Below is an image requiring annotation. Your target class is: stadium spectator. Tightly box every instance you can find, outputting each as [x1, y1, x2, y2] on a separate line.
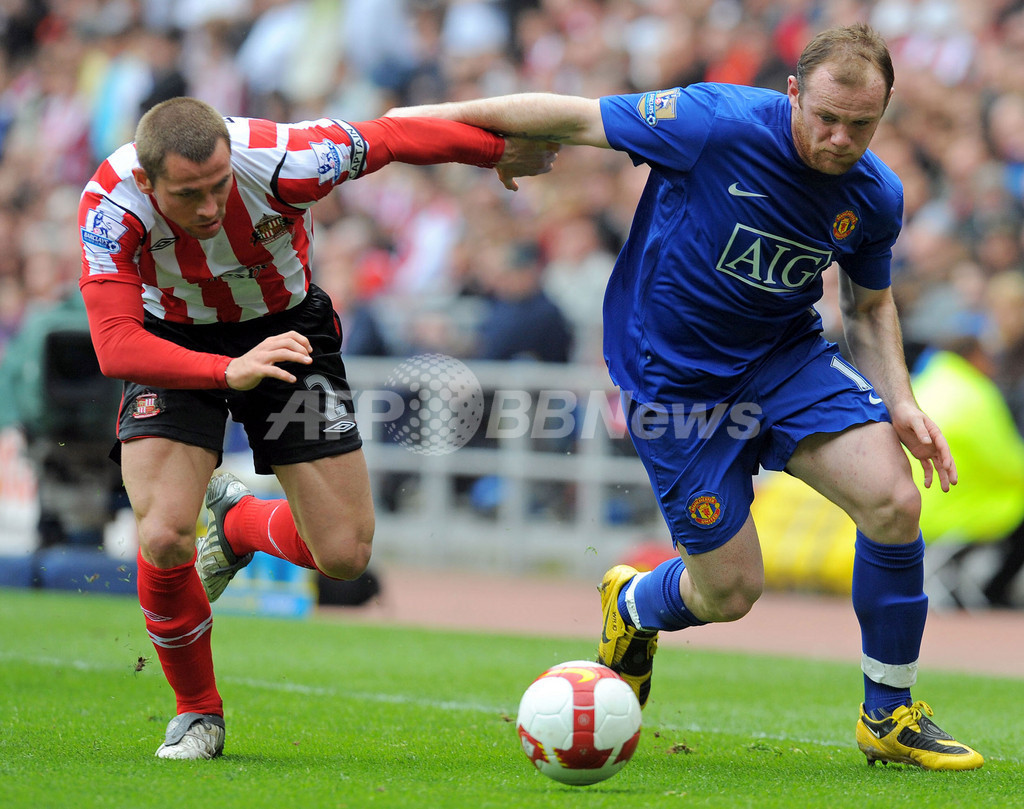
[987, 268, 1024, 433]
[903, 336, 1024, 607]
[475, 239, 572, 363]
[76, 95, 556, 759]
[137, 25, 187, 114]
[540, 211, 616, 359]
[386, 22, 985, 770]
[315, 216, 392, 357]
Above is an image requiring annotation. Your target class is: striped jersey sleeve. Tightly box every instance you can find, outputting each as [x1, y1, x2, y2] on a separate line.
[78, 115, 503, 327]
[78, 118, 359, 325]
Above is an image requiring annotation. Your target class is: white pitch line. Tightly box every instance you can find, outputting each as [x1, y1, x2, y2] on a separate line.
[3, 650, 1018, 765]
[224, 675, 508, 714]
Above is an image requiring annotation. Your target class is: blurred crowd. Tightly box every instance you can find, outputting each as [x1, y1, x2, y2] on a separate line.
[1, 0, 1024, 425]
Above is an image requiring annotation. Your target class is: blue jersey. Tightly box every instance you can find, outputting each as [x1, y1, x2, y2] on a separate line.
[599, 83, 903, 403]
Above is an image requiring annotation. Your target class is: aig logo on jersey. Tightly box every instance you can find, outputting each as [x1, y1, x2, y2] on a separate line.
[81, 209, 128, 254]
[716, 224, 833, 292]
[638, 89, 680, 127]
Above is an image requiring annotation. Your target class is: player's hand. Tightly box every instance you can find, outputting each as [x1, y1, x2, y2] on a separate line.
[225, 331, 313, 391]
[495, 137, 560, 191]
[891, 401, 957, 492]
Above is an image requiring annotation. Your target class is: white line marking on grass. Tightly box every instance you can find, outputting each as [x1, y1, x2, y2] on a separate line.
[656, 719, 849, 750]
[0, 652, 508, 714]
[224, 675, 507, 714]
[0, 651, 111, 672]
[5, 651, 1018, 766]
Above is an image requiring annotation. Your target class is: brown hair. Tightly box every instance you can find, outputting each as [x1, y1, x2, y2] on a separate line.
[796, 23, 894, 102]
[134, 97, 230, 182]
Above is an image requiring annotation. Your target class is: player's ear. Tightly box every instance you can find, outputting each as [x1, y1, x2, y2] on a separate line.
[786, 75, 800, 109]
[132, 167, 155, 196]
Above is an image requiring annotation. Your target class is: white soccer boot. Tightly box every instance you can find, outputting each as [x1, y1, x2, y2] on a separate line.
[155, 712, 226, 759]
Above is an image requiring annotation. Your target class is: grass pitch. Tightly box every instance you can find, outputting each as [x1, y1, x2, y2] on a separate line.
[1, 587, 1021, 809]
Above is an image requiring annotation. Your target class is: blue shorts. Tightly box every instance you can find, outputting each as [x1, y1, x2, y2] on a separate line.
[626, 334, 890, 555]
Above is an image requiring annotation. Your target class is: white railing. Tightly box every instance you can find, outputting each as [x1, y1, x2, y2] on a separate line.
[343, 357, 666, 578]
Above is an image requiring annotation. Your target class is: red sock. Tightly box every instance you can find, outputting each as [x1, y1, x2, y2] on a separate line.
[136, 550, 222, 717]
[224, 496, 319, 571]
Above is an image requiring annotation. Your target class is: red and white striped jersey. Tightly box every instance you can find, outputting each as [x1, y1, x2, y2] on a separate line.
[79, 116, 376, 325]
[77, 114, 503, 389]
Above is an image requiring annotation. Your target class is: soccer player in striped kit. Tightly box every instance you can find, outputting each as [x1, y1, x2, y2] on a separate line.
[78, 97, 557, 759]
[388, 24, 983, 770]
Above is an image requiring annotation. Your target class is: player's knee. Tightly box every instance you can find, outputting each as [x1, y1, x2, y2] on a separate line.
[892, 476, 922, 526]
[702, 573, 763, 623]
[716, 584, 762, 622]
[138, 519, 198, 568]
[313, 520, 375, 580]
[857, 476, 921, 542]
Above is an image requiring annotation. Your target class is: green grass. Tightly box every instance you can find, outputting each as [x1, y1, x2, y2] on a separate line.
[1, 588, 1021, 809]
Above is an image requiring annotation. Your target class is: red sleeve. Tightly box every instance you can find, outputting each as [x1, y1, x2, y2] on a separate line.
[352, 117, 505, 176]
[80, 277, 232, 390]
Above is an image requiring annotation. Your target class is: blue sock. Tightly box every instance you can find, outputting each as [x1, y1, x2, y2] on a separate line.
[616, 558, 707, 631]
[852, 530, 927, 718]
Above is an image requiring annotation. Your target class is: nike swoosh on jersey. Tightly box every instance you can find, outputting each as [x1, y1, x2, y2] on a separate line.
[868, 394, 883, 405]
[728, 182, 768, 198]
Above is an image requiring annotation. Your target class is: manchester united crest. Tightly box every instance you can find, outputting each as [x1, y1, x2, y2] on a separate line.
[686, 491, 723, 528]
[832, 209, 859, 241]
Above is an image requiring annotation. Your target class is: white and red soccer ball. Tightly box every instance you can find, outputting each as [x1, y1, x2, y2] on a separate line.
[516, 660, 642, 786]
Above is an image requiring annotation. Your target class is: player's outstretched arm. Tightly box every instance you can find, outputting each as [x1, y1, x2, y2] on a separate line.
[348, 115, 557, 191]
[386, 94, 609, 149]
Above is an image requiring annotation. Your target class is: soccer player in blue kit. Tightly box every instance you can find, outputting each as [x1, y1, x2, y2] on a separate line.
[388, 24, 983, 770]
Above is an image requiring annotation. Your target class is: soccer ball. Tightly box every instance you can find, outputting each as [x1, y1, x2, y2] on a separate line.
[516, 660, 642, 786]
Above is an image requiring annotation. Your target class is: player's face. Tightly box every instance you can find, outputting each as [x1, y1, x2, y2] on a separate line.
[133, 139, 233, 239]
[787, 62, 891, 176]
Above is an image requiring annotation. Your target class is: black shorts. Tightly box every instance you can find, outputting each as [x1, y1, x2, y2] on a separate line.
[113, 285, 362, 474]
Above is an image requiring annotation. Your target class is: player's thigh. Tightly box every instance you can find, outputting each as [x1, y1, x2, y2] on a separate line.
[273, 448, 374, 553]
[121, 437, 219, 564]
[786, 420, 920, 540]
